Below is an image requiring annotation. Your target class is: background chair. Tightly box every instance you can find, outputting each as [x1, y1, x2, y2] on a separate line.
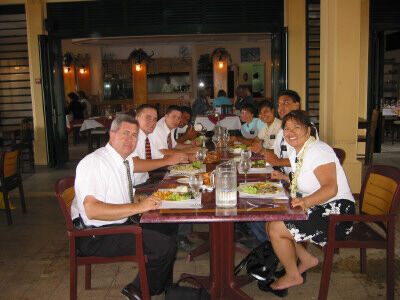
[1, 144, 26, 225]
[55, 176, 150, 300]
[333, 147, 346, 165]
[318, 165, 400, 300]
[357, 109, 379, 165]
[20, 117, 35, 172]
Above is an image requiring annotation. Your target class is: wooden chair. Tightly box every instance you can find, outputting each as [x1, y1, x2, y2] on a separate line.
[357, 109, 379, 165]
[318, 165, 400, 300]
[220, 104, 233, 115]
[1, 144, 26, 225]
[55, 177, 150, 300]
[332, 147, 346, 165]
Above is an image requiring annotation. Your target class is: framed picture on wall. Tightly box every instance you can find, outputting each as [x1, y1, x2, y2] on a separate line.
[240, 48, 260, 62]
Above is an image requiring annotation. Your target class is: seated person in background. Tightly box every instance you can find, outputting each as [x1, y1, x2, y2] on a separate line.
[234, 86, 256, 110]
[66, 92, 84, 120]
[266, 110, 355, 290]
[229, 104, 265, 146]
[192, 87, 212, 116]
[162, 76, 175, 93]
[133, 104, 189, 187]
[212, 89, 232, 108]
[71, 114, 178, 299]
[174, 106, 197, 144]
[151, 105, 198, 158]
[252, 73, 264, 97]
[78, 90, 91, 118]
[251, 101, 282, 151]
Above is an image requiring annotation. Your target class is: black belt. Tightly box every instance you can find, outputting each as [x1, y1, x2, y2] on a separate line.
[72, 214, 141, 230]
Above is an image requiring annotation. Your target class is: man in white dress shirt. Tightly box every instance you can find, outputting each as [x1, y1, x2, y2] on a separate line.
[133, 104, 188, 186]
[71, 114, 177, 299]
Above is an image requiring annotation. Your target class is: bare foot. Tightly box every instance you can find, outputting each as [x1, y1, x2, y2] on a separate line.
[298, 255, 319, 274]
[270, 273, 304, 290]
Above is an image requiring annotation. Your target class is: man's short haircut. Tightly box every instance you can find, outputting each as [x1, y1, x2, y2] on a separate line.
[240, 104, 257, 116]
[136, 104, 157, 117]
[166, 105, 181, 115]
[180, 106, 192, 117]
[217, 89, 227, 97]
[110, 114, 138, 132]
[278, 90, 301, 103]
[259, 101, 274, 112]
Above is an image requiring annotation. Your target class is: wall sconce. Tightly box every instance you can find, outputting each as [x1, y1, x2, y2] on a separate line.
[135, 63, 142, 71]
[79, 65, 87, 74]
[218, 56, 224, 69]
[64, 66, 70, 73]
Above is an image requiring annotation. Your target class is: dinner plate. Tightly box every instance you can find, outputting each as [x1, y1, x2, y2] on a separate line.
[176, 177, 190, 184]
[168, 163, 206, 174]
[238, 181, 288, 199]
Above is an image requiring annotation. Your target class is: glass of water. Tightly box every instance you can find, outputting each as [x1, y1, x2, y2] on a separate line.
[238, 158, 251, 184]
[189, 174, 203, 206]
[241, 149, 252, 160]
[195, 148, 207, 163]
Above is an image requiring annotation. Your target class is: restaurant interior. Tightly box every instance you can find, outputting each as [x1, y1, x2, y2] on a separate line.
[0, 0, 400, 299]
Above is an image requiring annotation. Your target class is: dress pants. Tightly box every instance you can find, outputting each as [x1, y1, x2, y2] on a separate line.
[76, 222, 178, 295]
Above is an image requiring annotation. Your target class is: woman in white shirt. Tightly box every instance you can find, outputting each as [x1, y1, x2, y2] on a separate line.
[266, 110, 355, 291]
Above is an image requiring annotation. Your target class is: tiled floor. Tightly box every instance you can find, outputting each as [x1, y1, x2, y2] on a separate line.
[0, 140, 399, 299]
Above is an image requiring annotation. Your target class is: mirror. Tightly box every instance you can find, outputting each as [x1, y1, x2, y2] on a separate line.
[147, 72, 191, 93]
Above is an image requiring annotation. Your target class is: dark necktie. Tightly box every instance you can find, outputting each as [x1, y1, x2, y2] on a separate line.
[145, 137, 152, 160]
[123, 160, 134, 203]
[167, 132, 172, 149]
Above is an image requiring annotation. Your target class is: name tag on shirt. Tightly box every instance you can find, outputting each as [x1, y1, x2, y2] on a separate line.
[270, 134, 276, 139]
[281, 145, 287, 152]
[250, 130, 254, 135]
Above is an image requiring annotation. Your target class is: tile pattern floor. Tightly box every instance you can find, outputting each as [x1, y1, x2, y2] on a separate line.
[0, 140, 399, 299]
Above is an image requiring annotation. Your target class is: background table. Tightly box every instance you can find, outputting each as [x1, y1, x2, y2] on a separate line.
[141, 171, 306, 300]
[195, 114, 241, 131]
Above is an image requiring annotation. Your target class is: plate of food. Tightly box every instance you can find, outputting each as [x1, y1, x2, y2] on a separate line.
[229, 144, 247, 154]
[168, 161, 206, 175]
[154, 186, 202, 209]
[237, 159, 274, 174]
[176, 177, 190, 184]
[238, 181, 288, 199]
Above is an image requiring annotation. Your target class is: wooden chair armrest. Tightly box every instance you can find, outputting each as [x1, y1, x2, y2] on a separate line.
[352, 193, 360, 202]
[70, 224, 142, 237]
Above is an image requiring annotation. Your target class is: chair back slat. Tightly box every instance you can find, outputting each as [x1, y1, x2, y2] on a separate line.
[3, 150, 18, 178]
[55, 176, 76, 230]
[333, 147, 346, 165]
[360, 165, 400, 228]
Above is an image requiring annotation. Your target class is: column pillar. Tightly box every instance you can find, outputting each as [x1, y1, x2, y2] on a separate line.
[25, 0, 47, 165]
[320, 0, 363, 191]
[213, 56, 228, 97]
[132, 62, 147, 105]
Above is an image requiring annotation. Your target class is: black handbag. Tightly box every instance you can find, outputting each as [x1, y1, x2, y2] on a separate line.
[234, 240, 278, 282]
[165, 276, 211, 300]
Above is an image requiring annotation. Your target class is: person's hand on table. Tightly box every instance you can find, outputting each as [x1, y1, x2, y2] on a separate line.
[251, 140, 263, 153]
[185, 146, 200, 154]
[165, 153, 189, 165]
[187, 153, 197, 162]
[263, 150, 280, 166]
[228, 136, 237, 146]
[191, 138, 201, 146]
[270, 170, 288, 181]
[291, 197, 309, 213]
[138, 195, 162, 212]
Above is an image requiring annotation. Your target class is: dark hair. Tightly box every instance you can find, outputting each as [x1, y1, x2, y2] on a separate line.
[180, 106, 192, 117]
[281, 110, 316, 137]
[78, 90, 88, 99]
[278, 90, 301, 103]
[136, 104, 157, 117]
[240, 104, 256, 116]
[110, 114, 139, 132]
[259, 101, 274, 112]
[67, 92, 79, 101]
[166, 105, 181, 115]
[217, 89, 227, 97]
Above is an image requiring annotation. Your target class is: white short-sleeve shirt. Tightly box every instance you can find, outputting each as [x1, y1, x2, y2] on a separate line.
[150, 117, 177, 158]
[257, 118, 282, 149]
[272, 129, 294, 174]
[289, 140, 354, 204]
[132, 128, 162, 185]
[70, 143, 136, 227]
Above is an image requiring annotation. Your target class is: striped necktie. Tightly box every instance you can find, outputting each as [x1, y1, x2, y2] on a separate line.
[123, 160, 134, 203]
[167, 132, 172, 149]
[145, 137, 152, 160]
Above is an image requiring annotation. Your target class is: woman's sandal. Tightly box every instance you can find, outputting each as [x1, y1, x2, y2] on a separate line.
[258, 279, 288, 298]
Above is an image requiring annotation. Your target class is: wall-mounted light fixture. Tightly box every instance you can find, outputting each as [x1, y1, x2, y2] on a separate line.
[218, 57, 224, 69]
[135, 63, 142, 71]
[64, 66, 71, 73]
[79, 65, 87, 74]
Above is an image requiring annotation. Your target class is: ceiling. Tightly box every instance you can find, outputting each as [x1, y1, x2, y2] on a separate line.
[72, 33, 271, 47]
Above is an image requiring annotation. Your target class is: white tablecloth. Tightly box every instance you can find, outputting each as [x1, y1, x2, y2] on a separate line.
[80, 119, 104, 131]
[194, 115, 241, 131]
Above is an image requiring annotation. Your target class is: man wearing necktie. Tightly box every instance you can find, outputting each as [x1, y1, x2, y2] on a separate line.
[71, 115, 177, 300]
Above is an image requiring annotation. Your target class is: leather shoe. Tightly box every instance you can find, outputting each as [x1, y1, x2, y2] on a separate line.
[177, 236, 192, 252]
[121, 283, 142, 300]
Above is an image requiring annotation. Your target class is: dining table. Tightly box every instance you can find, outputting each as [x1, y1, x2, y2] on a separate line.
[140, 160, 307, 300]
[194, 114, 242, 132]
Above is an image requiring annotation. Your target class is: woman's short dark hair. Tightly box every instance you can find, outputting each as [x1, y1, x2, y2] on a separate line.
[217, 90, 227, 97]
[258, 101, 274, 112]
[67, 92, 79, 101]
[282, 110, 316, 137]
[180, 106, 192, 117]
[278, 90, 301, 103]
[240, 104, 256, 116]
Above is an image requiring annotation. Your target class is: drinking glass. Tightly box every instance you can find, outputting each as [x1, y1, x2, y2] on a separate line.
[196, 148, 207, 163]
[241, 149, 252, 160]
[238, 158, 251, 184]
[189, 174, 203, 206]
